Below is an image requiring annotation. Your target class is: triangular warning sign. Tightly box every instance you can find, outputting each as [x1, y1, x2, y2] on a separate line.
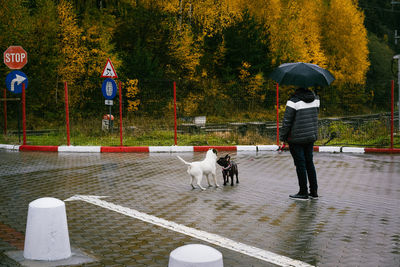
[101, 58, 118, 78]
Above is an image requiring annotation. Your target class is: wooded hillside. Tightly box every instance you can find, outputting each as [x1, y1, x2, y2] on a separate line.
[0, 0, 397, 121]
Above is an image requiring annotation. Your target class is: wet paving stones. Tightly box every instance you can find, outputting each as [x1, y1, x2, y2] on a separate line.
[0, 150, 400, 266]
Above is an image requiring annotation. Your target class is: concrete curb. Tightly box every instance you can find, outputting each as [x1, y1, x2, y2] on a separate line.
[1, 144, 400, 154]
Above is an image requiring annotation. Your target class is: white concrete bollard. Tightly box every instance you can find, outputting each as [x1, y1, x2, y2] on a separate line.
[169, 244, 223, 267]
[23, 197, 71, 261]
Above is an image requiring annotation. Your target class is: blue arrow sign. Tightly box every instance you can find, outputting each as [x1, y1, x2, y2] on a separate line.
[6, 70, 28, 94]
[101, 78, 117, 100]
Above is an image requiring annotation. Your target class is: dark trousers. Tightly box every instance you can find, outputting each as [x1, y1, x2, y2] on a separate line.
[289, 142, 318, 195]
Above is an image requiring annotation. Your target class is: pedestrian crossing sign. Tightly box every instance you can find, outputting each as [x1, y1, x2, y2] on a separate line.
[101, 58, 118, 78]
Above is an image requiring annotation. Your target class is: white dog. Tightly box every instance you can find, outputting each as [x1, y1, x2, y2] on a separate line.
[177, 149, 219, 190]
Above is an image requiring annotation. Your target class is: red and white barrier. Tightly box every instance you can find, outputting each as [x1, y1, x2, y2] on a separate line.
[58, 145, 101, 153]
[1, 144, 399, 154]
[318, 146, 341, 153]
[258, 145, 279, 151]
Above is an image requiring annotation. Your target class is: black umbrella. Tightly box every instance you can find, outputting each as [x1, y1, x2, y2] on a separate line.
[269, 62, 335, 87]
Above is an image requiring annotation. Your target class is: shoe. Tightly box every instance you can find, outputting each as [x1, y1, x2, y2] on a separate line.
[309, 191, 319, 199]
[289, 193, 309, 200]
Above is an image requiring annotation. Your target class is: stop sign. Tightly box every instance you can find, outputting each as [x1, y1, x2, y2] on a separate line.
[4, 46, 28, 69]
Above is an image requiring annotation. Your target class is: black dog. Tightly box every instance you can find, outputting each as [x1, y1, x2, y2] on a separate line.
[216, 154, 239, 186]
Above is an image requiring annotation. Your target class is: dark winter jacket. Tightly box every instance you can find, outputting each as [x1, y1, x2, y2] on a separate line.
[280, 88, 319, 144]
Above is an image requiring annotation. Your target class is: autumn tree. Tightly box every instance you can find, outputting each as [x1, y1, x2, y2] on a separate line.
[321, 0, 369, 85]
[222, 10, 270, 111]
[0, 0, 31, 80]
[167, 24, 201, 81]
[238, 62, 266, 111]
[79, 8, 120, 114]
[0, 0, 378, 122]
[26, 0, 61, 118]
[321, 0, 370, 112]
[57, 0, 87, 110]
[113, 4, 172, 115]
[0, 0, 30, 47]
[265, 0, 326, 67]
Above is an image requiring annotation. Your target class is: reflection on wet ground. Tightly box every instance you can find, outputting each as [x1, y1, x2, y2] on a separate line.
[0, 151, 399, 266]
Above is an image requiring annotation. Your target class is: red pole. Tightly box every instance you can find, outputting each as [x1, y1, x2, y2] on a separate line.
[3, 89, 6, 135]
[391, 80, 394, 149]
[64, 82, 70, 146]
[119, 81, 123, 146]
[173, 81, 177, 146]
[276, 83, 280, 145]
[22, 83, 26, 145]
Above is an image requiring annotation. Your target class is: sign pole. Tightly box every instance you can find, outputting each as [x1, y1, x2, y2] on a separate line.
[276, 83, 280, 145]
[119, 81, 123, 146]
[22, 83, 26, 145]
[64, 82, 70, 146]
[109, 105, 112, 134]
[398, 58, 400, 132]
[391, 80, 394, 149]
[17, 97, 21, 143]
[3, 89, 6, 135]
[174, 81, 177, 146]
[393, 55, 400, 132]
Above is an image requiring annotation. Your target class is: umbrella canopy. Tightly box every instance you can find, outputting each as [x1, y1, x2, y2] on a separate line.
[269, 62, 335, 87]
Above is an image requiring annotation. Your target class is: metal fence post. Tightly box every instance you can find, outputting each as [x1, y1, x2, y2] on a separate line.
[276, 83, 280, 145]
[64, 82, 70, 146]
[393, 55, 400, 132]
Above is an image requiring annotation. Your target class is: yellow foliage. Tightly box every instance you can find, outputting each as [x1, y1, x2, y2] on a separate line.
[238, 0, 271, 21]
[265, 0, 326, 67]
[239, 62, 251, 81]
[125, 79, 140, 112]
[264, 0, 283, 65]
[321, 0, 370, 84]
[245, 72, 266, 110]
[293, 0, 326, 67]
[82, 19, 120, 79]
[189, 0, 240, 37]
[58, 0, 85, 80]
[182, 92, 203, 116]
[57, 0, 87, 107]
[169, 25, 201, 80]
[248, 72, 265, 99]
[263, 0, 368, 85]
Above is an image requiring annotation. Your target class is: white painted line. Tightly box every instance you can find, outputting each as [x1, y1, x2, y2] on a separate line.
[65, 195, 313, 267]
[58, 146, 101, 153]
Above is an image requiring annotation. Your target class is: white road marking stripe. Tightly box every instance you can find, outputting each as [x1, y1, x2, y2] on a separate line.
[65, 195, 313, 267]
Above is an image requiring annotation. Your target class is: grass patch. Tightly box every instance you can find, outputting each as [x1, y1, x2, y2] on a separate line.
[1, 117, 399, 148]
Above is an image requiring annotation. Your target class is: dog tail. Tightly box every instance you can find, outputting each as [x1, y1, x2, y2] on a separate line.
[177, 156, 191, 165]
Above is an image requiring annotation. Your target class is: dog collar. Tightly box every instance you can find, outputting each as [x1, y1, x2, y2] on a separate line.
[222, 163, 232, 171]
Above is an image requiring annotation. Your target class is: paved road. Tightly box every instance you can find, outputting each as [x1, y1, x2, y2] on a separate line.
[0, 150, 399, 266]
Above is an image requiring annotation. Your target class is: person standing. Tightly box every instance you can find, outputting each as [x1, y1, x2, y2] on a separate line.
[280, 87, 320, 200]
